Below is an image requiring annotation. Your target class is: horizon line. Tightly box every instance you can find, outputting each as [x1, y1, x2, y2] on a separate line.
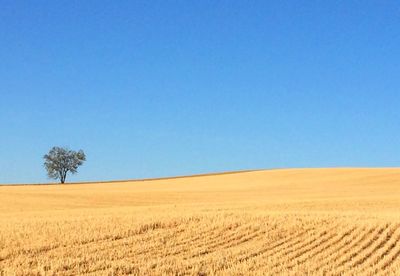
[1, 166, 400, 186]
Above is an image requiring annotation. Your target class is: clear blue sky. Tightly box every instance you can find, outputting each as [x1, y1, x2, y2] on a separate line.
[1, 1, 400, 183]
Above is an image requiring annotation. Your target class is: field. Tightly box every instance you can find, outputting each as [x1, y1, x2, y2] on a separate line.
[1, 168, 400, 275]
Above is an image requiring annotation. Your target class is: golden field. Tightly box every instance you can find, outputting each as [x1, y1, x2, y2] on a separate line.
[1, 168, 400, 275]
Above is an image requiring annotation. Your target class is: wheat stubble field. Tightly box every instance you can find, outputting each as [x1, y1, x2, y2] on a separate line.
[1, 168, 400, 275]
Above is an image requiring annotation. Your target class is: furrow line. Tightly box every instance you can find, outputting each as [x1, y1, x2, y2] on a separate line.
[268, 227, 339, 273]
[221, 223, 335, 273]
[335, 224, 389, 274]
[327, 225, 377, 268]
[286, 226, 357, 272]
[308, 225, 365, 273]
[202, 227, 312, 273]
[372, 224, 400, 274]
[267, 223, 339, 261]
[189, 227, 264, 258]
[350, 224, 395, 269]
[163, 223, 253, 258]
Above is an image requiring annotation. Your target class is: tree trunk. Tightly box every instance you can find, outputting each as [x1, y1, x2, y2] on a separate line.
[60, 171, 67, 184]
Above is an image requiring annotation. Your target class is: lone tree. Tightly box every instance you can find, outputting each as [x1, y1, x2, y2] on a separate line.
[44, 147, 86, 184]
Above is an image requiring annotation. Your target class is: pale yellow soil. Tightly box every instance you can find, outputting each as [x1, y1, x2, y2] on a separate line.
[1, 168, 400, 275]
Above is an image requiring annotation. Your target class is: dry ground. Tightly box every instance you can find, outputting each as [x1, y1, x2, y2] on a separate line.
[1, 168, 400, 275]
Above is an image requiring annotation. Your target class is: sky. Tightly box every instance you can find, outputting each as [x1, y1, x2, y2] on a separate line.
[1, 1, 400, 183]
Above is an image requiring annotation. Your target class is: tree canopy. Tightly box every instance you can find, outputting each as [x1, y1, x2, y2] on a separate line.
[44, 147, 86, 183]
